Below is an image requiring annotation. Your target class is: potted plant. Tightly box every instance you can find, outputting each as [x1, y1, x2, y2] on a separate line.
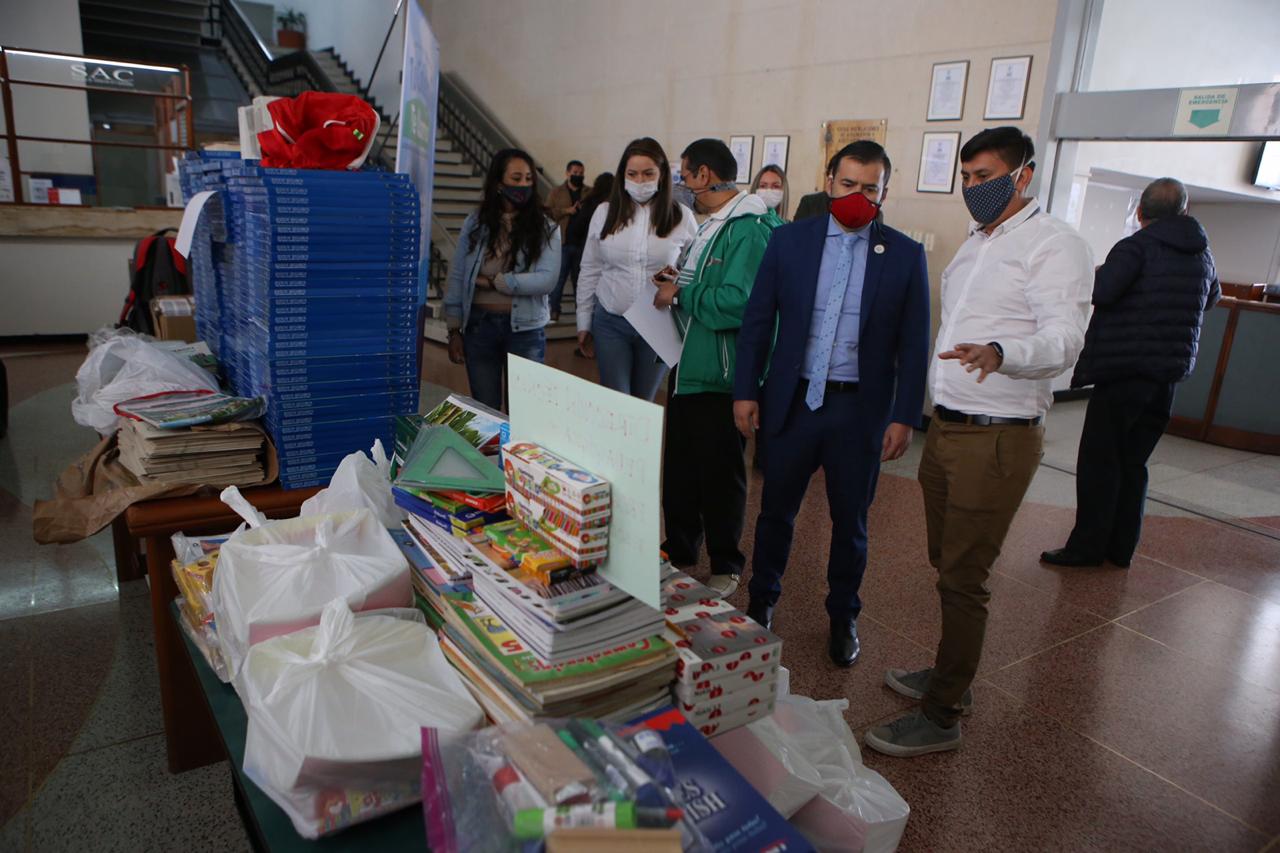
[275, 9, 307, 50]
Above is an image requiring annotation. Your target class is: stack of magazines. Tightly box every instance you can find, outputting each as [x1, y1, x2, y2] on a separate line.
[117, 418, 268, 486]
[179, 154, 422, 489]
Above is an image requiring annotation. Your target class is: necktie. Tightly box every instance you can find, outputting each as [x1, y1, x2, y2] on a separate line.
[805, 235, 856, 411]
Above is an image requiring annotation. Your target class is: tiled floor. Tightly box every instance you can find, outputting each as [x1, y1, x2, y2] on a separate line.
[2, 340, 1279, 852]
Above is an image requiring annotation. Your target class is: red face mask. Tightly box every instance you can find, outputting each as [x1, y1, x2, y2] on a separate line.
[829, 191, 879, 230]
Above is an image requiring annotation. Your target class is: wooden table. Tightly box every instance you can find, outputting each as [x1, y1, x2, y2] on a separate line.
[125, 484, 320, 774]
[175, 602, 425, 850]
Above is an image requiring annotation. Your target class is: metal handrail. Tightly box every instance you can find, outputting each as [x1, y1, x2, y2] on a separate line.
[226, 0, 273, 63]
[439, 72, 556, 200]
[365, 0, 405, 103]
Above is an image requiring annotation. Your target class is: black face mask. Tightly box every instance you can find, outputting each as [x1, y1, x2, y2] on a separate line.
[500, 184, 533, 206]
[568, 175, 584, 188]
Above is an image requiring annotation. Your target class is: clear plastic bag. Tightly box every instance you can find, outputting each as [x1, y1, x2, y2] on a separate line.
[711, 715, 825, 818]
[241, 599, 483, 839]
[211, 486, 412, 682]
[758, 692, 910, 853]
[299, 439, 400, 527]
[421, 718, 710, 853]
[72, 328, 219, 434]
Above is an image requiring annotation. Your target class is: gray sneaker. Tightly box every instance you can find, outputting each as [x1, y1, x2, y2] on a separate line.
[864, 711, 961, 757]
[884, 668, 973, 716]
[706, 573, 740, 598]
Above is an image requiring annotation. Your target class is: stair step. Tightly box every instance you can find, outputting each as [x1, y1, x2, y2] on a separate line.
[433, 187, 481, 202]
[436, 213, 469, 229]
[433, 201, 475, 216]
[434, 175, 483, 191]
[434, 161, 475, 178]
[434, 148, 463, 165]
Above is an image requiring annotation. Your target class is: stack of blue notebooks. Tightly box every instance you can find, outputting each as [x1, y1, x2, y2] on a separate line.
[180, 154, 422, 489]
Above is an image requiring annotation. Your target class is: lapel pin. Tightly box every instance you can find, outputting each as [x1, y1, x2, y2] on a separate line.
[874, 244, 885, 254]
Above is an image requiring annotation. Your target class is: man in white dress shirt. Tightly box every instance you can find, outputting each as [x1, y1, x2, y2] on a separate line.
[865, 127, 1094, 757]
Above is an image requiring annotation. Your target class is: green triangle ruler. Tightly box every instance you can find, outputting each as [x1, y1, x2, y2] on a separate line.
[395, 425, 506, 493]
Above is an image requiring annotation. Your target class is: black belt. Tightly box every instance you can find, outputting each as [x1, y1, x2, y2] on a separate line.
[933, 405, 1040, 426]
[823, 380, 859, 394]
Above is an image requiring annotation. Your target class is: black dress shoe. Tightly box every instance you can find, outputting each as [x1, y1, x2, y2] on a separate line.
[1106, 556, 1132, 569]
[829, 619, 860, 667]
[746, 598, 774, 631]
[1040, 548, 1103, 568]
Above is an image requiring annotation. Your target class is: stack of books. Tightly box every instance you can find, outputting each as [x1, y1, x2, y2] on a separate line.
[467, 536, 666, 665]
[117, 418, 268, 487]
[427, 445, 673, 723]
[180, 149, 239, 359]
[437, 589, 676, 723]
[661, 568, 783, 737]
[388, 526, 471, 629]
[393, 517, 675, 723]
[387, 394, 512, 625]
[179, 155, 422, 489]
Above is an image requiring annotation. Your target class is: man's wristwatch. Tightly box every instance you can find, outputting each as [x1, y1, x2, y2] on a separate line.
[987, 341, 1004, 364]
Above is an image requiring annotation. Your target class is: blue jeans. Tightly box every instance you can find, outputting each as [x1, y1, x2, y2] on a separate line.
[592, 304, 668, 401]
[550, 244, 583, 317]
[462, 308, 546, 411]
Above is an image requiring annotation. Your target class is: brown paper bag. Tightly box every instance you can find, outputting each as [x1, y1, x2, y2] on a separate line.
[31, 422, 278, 544]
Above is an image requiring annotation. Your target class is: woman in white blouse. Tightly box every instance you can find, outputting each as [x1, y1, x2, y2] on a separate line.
[576, 137, 697, 400]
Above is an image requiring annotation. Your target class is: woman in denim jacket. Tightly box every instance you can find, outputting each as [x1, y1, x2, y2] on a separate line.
[444, 148, 560, 410]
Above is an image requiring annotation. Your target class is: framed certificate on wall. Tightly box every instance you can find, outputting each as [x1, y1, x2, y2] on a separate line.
[917, 131, 960, 194]
[927, 60, 968, 121]
[761, 135, 790, 171]
[729, 135, 754, 184]
[984, 55, 1032, 120]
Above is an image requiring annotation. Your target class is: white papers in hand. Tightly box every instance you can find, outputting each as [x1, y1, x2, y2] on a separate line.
[623, 299, 683, 367]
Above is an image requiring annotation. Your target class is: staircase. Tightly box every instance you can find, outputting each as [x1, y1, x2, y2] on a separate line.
[80, 0, 210, 50]
[79, 0, 573, 339]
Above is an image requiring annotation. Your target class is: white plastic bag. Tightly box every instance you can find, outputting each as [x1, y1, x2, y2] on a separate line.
[299, 440, 400, 527]
[764, 694, 910, 853]
[241, 599, 483, 838]
[72, 329, 219, 434]
[211, 487, 411, 682]
[711, 718, 825, 817]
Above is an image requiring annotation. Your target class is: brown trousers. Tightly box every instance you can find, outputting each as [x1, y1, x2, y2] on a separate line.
[917, 418, 1044, 726]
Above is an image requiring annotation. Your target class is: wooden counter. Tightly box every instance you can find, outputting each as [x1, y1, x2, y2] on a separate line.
[1169, 297, 1280, 454]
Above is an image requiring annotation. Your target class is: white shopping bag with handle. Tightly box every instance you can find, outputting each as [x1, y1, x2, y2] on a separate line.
[211, 487, 410, 683]
[241, 599, 483, 838]
[299, 440, 400, 527]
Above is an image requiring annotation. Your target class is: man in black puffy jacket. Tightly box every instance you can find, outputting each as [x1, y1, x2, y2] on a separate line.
[1042, 178, 1220, 569]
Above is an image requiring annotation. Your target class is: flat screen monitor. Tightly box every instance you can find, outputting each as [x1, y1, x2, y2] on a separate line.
[1254, 141, 1280, 190]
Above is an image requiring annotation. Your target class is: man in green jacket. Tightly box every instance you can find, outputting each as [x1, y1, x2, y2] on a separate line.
[653, 138, 783, 597]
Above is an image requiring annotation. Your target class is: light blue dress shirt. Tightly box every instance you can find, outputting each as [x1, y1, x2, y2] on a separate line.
[802, 215, 870, 382]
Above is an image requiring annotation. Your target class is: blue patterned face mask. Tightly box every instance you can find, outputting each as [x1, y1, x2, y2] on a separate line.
[672, 183, 695, 209]
[962, 164, 1025, 225]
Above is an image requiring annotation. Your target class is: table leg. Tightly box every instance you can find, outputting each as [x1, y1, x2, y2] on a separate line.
[145, 534, 224, 773]
[111, 516, 144, 584]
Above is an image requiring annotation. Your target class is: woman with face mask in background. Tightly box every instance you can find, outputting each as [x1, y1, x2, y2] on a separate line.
[576, 138, 697, 400]
[750, 164, 790, 221]
[443, 148, 561, 411]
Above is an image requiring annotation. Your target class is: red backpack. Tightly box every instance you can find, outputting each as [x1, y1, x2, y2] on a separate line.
[119, 228, 189, 334]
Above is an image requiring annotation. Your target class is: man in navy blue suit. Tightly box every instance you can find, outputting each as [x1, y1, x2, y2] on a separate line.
[734, 140, 930, 667]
